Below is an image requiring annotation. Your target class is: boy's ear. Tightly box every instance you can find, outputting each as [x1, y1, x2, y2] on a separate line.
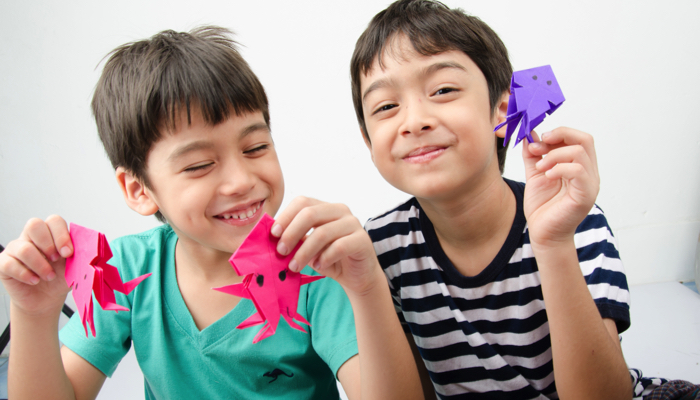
[116, 167, 159, 216]
[360, 128, 375, 163]
[494, 91, 510, 139]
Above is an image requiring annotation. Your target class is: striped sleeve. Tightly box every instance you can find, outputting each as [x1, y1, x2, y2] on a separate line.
[575, 205, 631, 332]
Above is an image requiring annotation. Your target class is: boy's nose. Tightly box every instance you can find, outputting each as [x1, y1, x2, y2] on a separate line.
[218, 162, 256, 196]
[399, 99, 436, 136]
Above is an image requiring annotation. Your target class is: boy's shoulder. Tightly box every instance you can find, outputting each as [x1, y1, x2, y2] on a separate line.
[364, 179, 523, 240]
[365, 197, 419, 228]
[364, 197, 421, 248]
[107, 224, 176, 277]
[110, 224, 176, 247]
[364, 177, 616, 257]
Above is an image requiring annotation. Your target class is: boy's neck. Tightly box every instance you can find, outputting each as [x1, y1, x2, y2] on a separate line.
[417, 175, 516, 277]
[174, 239, 242, 283]
[174, 238, 245, 331]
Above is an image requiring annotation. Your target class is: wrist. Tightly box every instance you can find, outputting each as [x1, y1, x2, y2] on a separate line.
[529, 238, 579, 270]
[343, 263, 388, 304]
[11, 300, 64, 323]
[528, 233, 576, 254]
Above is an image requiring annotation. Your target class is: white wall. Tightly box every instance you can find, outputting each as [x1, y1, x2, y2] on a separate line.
[0, 0, 699, 396]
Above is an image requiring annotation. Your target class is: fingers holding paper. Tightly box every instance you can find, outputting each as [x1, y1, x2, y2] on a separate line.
[0, 215, 72, 315]
[272, 196, 383, 297]
[522, 127, 600, 247]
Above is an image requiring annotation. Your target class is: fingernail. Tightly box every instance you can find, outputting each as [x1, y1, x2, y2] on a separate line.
[46, 271, 56, 281]
[541, 131, 551, 140]
[530, 142, 542, 149]
[289, 259, 299, 272]
[50, 253, 60, 262]
[313, 259, 321, 270]
[271, 224, 282, 237]
[536, 160, 543, 169]
[277, 242, 288, 256]
[59, 246, 71, 258]
[29, 276, 40, 285]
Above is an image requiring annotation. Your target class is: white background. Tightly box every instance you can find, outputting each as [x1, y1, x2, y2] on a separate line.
[1, 0, 699, 398]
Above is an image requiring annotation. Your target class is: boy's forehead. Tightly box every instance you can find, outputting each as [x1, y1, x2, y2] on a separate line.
[149, 108, 269, 158]
[160, 105, 268, 136]
[360, 42, 478, 93]
[363, 34, 415, 76]
[363, 34, 476, 77]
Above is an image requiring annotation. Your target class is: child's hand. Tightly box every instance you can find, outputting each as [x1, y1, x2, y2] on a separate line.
[522, 127, 600, 249]
[272, 197, 383, 298]
[0, 216, 73, 316]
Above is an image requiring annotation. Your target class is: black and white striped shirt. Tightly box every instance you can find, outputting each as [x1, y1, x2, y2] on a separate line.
[365, 179, 630, 399]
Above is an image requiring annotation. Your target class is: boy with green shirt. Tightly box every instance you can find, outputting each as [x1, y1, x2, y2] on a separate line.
[0, 26, 421, 399]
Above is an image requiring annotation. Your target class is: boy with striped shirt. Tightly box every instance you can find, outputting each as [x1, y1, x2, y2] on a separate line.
[350, 1, 632, 399]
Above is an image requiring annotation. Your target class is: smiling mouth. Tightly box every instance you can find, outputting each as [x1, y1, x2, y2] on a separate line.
[215, 201, 264, 221]
[403, 147, 446, 164]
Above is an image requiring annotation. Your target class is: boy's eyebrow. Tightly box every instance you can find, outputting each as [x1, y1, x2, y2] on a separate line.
[423, 61, 468, 77]
[240, 122, 270, 138]
[362, 79, 392, 104]
[362, 61, 468, 103]
[168, 141, 216, 162]
[168, 122, 270, 162]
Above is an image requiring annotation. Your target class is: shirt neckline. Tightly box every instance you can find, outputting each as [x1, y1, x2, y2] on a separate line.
[162, 228, 256, 348]
[417, 178, 527, 287]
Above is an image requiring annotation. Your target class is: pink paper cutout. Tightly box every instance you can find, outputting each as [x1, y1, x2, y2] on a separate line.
[494, 65, 566, 147]
[213, 213, 324, 343]
[64, 223, 151, 337]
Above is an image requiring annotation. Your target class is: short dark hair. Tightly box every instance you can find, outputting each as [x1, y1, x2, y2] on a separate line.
[92, 26, 269, 222]
[350, 0, 513, 173]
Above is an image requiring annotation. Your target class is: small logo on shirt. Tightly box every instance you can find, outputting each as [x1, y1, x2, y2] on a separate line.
[263, 368, 294, 383]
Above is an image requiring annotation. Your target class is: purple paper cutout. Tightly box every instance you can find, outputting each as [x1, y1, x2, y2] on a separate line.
[494, 65, 565, 147]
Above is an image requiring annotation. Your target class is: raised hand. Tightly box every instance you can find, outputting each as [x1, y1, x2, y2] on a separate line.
[271, 196, 383, 297]
[0, 215, 73, 316]
[522, 127, 600, 248]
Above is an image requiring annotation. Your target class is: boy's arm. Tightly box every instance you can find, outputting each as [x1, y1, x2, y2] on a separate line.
[522, 128, 631, 400]
[405, 332, 437, 400]
[10, 305, 106, 400]
[273, 197, 422, 400]
[0, 216, 106, 400]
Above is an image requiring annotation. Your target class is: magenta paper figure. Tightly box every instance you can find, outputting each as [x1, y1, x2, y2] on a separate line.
[64, 223, 151, 337]
[213, 214, 324, 343]
[494, 65, 565, 147]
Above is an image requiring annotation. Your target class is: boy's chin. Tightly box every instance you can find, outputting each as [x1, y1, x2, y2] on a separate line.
[394, 181, 453, 201]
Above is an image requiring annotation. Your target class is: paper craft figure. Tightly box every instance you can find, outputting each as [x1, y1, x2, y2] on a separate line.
[64, 223, 151, 337]
[494, 65, 565, 147]
[214, 214, 324, 343]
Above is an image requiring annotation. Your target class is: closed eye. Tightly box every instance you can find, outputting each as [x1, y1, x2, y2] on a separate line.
[184, 162, 213, 173]
[244, 144, 269, 154]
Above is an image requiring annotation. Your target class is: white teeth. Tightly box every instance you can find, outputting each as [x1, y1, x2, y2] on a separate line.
[220, 201, 262, 220]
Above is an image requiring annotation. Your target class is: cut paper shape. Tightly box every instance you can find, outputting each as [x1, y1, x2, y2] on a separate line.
[494, 65, 565, 147]
[64, 223, 151, 337]
[213, 213, 324, 343]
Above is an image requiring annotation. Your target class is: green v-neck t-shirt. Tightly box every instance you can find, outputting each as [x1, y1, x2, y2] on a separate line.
[59, 224, 358, 399]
